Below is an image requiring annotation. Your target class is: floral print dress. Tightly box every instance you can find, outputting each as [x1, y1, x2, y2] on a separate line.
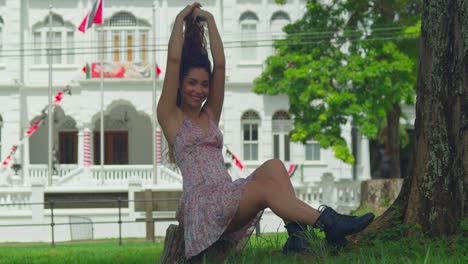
[173, 115, 262, 259]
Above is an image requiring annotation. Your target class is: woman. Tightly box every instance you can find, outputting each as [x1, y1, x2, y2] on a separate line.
[157, 3, 375, 260]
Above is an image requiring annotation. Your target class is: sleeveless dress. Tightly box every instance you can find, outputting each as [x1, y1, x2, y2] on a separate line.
[173, 115, 262, 259]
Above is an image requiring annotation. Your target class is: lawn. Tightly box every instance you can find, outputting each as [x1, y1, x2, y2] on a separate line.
[0, 225, 466, 264]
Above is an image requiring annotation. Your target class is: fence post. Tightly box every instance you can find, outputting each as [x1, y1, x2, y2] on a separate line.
[145, 189, 154, 242]
[31, 179, 44, 223]
[321, 172, 336, 207]
[50, 200, 55, 247]
[128, 177, 142, 221]
[118, 197, 122, 246]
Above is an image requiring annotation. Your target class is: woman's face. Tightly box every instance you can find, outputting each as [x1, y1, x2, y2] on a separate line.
[180, 68, 210, 109]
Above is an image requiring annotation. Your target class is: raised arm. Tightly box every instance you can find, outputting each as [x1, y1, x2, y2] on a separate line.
[193, 8, 225, 124]
[157, 4, 199, 144]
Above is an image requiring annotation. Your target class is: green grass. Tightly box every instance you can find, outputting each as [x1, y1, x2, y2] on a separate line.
[0, 239, 163, 264]
[0, 227, 466, 264]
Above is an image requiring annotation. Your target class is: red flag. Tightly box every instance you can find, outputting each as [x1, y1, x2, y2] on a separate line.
[78, 0, 103, 33]
[54, 91, 64, 103]
[226, 149, 244, 170]
[233, 156, 244, 170]
[287, 164, 298, 177]
[26, 120, 40, 136]
[156, 65, 162, 76]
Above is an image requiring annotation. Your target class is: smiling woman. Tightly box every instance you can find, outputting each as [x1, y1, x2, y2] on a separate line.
[156, 2, 374, 262]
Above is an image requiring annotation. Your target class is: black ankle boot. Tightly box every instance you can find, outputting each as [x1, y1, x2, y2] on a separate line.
[313, 205, 375, 248]
[282, 222, 310, 254]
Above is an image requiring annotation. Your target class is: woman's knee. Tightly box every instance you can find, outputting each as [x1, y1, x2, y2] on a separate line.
[264, 159, 289, 179]
[264, 159, 285, 171]
[251, 159, 288, 183]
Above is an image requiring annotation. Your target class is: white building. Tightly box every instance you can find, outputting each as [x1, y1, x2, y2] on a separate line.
[0, 0, 371, 186]
[0, 0, 371, 242]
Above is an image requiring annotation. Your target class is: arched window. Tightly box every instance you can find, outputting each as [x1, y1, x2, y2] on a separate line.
[100, 12, 150, 63]
[272, 110, 292, 161]
[239, 11, 259, 61]
[32, 14, 75, 65]
[241, 110, 260, 161]
[270, 11, 290, 39]
[0, 17, 3, 64]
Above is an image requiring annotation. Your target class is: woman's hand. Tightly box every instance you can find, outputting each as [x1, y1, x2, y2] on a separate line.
[177, 2, 201, 21]
[192, 7, 213, 22]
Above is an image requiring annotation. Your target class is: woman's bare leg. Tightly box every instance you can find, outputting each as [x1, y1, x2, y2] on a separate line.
[247, 159, 300, 225]
[250, 159, 296, 197]
[224, 160, 320, 234]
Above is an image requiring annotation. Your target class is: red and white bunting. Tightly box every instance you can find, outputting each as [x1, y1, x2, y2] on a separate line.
[1, 87, 72, 169]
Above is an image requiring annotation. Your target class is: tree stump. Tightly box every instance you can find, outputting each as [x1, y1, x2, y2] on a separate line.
[159, 224, 236, 264]
[159, 224, 186, 264]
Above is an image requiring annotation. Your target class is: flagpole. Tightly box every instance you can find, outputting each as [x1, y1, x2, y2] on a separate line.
[99, 21, 104, 185]
[152, 2, 158, 184]
[47, 2, 53, 186]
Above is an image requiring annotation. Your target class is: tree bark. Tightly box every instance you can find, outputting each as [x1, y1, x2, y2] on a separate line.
[364, 0, 468, 236]
[387, 103, 402, 178]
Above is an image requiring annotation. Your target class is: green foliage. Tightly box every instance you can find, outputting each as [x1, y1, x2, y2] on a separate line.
[255, 0, 421, 163]
[460, 217, 468, 232]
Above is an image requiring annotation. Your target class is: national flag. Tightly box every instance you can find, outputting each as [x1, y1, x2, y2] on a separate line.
[226, 149, 244, 170]
[78, 0, 103, 33]
[287, 164, 298, 177]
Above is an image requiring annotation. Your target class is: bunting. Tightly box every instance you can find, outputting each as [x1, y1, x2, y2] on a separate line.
[1, 87, 72, 169]
[225, 148, 244, 170]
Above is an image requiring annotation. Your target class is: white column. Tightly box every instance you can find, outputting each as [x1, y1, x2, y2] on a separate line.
[360, 136, 371, 180]
[77, 127, 84, 167]
[320, 172, 336, 207]
[0, 99, 21, 183]
[262, 0, 269, 61]
[31, 178, 45, 223]
[128, 177, 142, 221]
[23, 123, 30, 184]
[162, 0, 168, 44]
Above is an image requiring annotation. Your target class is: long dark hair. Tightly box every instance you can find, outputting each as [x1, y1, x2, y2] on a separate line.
[169, 15, 212, 163]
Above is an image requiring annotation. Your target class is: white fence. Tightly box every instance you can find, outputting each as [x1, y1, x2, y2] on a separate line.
[12, 164, 183, 187]
[0, 172, 361, 243]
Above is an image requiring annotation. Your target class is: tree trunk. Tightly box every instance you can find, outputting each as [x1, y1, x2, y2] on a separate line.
[387, 103, 401, 178]
[364, 0, 468, 236]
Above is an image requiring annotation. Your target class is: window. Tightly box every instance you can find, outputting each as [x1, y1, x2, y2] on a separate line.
[305, 141, 321, 161]
[58, 131, 78, 164]
[0, 17, 3, 64]
[94, 131, 129, 165]
[100, 12, 150, 63]
[32, 14, 75, 65]
[270, 11, 290, 39]
[242, 110, 260, 161]
[272, 111, 292, 161]
[239, 12, 259, 61]
[46, 31, 62, 64]
[66, 32, 74, 64]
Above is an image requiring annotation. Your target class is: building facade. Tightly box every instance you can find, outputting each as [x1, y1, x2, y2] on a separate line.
[0, 0, 372, 188]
